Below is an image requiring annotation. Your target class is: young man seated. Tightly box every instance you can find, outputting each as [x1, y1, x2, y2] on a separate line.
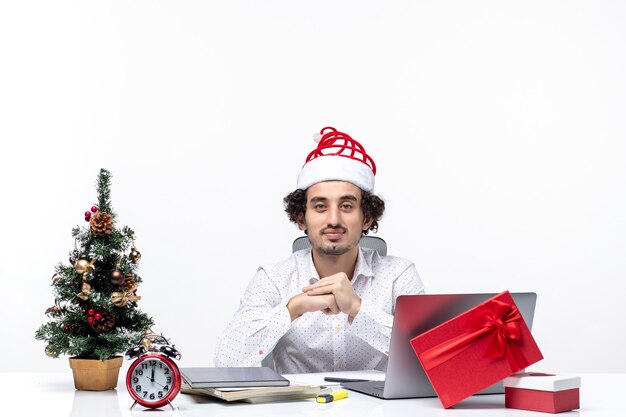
[214, 127, 425, 373]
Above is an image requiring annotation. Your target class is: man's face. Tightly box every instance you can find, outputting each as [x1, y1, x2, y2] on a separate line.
[298, 181, 373, 256]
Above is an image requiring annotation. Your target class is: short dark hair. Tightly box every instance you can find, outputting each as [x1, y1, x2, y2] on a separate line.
[283, 187, 385, 235]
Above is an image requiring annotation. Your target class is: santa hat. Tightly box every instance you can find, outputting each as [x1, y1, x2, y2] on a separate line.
[296, 127, 377, 192]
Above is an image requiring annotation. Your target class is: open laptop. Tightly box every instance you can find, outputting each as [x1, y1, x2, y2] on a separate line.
[343, 292, 537, 399]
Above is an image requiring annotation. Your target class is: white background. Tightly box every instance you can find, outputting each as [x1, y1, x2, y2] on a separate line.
[1, 1, 624, 373]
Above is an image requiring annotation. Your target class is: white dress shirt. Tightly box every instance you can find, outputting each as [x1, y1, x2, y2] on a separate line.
[214, 247, 425, 374]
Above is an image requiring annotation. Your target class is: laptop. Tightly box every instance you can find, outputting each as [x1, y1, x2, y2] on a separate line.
[343, 292, 537, 399]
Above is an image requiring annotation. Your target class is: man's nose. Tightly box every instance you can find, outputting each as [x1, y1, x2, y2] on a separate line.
[327, 206, 340, 225]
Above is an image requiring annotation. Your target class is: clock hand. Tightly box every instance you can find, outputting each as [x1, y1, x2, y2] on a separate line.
[151, 367, 155, 382]
[151, 379, 166, 388]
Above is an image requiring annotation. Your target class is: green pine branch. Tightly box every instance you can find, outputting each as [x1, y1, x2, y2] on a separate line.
[96, 168, 115, 217]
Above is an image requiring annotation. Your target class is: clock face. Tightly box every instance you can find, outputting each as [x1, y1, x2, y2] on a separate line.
[126, 353, 181, 408]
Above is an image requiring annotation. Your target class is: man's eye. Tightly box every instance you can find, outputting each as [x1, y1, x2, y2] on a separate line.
[341, 204, 353, 210]
[314, 204, 326, 210]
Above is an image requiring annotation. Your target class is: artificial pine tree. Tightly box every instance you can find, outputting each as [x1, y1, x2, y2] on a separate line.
[36, 168, 154, 362]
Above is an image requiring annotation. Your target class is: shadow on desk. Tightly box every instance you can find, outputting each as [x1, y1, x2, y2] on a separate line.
[447, 400, 504, 410]
[70, 389, 122, 417]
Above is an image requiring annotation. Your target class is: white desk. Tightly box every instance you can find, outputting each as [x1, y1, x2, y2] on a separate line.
[5, 372, 623, 416]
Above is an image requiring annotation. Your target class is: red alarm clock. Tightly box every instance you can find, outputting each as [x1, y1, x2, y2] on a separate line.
[125, 334, 182, 410]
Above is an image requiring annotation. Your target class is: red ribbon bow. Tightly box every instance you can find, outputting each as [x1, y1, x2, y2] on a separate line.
[419, 299, 527, 371]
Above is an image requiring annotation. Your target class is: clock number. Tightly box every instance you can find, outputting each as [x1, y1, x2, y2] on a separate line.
[135, 385, 142, 392]
[158, 391, 164, 398]
[166, 377, 172, 383]
[164, 385, 170, 392]
[164, 368, 170, 374]
[150, 393, 155, 400]
[141, 363, 147, 369]
[135, 369, 143, 376]
[133, 377, 139, 383]
[149, 360, 157, 367]
[143, 391, 148, 398]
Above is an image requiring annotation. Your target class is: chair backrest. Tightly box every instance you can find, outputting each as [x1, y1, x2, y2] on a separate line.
[292, 235, 387, 256]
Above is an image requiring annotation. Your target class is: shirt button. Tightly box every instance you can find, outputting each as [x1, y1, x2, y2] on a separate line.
[335, 326, 342, 333]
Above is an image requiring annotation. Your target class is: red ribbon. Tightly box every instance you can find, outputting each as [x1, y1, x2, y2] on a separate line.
[419, 299, 527, 371]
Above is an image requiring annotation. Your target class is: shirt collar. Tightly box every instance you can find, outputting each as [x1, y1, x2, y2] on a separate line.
[306, 249, 320, 282]
[354, 246, 375, 279]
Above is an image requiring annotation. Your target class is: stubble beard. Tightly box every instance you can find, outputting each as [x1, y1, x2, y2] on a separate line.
[316, 225, 355, 256]
[318, 243, 352, 256]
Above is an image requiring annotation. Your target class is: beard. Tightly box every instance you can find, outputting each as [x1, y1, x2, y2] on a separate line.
[313, 225, 354, 256]
[317, 243, 352, 256]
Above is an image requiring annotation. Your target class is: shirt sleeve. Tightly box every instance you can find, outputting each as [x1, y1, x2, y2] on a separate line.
[347, 263, 425, 354]
[214, 267, 293, 367]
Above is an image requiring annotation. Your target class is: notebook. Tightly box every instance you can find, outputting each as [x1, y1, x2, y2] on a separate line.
[181, 383, 321, 403]
[180, 367, 290, 389]
[343, 292, 538, 399]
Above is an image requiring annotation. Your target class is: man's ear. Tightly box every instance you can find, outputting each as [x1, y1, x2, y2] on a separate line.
[296, 213, 307, 232]
[362, 216, 374, 232]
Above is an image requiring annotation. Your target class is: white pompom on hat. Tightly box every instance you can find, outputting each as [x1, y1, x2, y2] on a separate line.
[296, 127, 377, 192]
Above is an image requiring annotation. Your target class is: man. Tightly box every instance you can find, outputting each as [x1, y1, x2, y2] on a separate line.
[214, 127, 424, 373]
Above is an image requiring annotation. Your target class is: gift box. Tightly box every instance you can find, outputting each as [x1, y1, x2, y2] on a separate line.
[504, 372, 581, 413]
[409, 290, 543, 408]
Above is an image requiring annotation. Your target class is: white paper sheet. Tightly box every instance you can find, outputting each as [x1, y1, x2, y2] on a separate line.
[284, 370, 385, 387]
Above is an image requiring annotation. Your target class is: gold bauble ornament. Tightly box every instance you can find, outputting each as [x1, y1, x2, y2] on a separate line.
[140, 337, 152, 350]
[45, 344, 55, 357]
[129, 247, 142, 263]
[74, 258, 96, 274]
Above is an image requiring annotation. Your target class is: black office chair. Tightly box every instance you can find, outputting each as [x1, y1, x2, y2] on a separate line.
[261, 235, 387, 370]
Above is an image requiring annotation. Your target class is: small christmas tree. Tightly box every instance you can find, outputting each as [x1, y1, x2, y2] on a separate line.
[36, 168, 154, 361]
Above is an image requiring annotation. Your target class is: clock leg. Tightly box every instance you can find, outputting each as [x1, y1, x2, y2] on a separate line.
[167, 400, 175, 411]
[129, 400, 138, 410]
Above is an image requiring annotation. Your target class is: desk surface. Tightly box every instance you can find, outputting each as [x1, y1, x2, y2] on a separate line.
[4, 372, 623, 417]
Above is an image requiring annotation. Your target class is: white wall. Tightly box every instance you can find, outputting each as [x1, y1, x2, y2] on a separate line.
[1, 1, 624, 373]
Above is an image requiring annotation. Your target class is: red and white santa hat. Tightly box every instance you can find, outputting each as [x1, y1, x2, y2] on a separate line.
[296, 127, 377, 192]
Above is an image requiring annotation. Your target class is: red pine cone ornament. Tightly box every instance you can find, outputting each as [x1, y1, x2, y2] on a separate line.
[87, 309, 115, 333]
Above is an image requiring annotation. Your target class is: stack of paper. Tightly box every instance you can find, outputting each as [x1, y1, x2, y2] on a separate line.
[179, 367, 320, 403]
[181, 383, 322, 403]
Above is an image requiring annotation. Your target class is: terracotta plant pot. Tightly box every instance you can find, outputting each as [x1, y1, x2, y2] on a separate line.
[69, 356, 123, 391]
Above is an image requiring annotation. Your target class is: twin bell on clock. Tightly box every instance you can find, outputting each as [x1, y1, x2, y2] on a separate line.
[125, 331, 182, 410]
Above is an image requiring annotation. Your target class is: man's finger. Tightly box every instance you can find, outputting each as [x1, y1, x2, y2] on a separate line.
[304, 286, 333, 296]
[302, 279, 337, 292]
[303, 277, 344, 291]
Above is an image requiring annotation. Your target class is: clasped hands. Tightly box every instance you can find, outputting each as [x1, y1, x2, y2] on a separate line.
[287, 272, 361, 322]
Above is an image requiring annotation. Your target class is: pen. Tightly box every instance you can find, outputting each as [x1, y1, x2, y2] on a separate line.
[316, 389, 349, 403]
[323, 377, 371, 383]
